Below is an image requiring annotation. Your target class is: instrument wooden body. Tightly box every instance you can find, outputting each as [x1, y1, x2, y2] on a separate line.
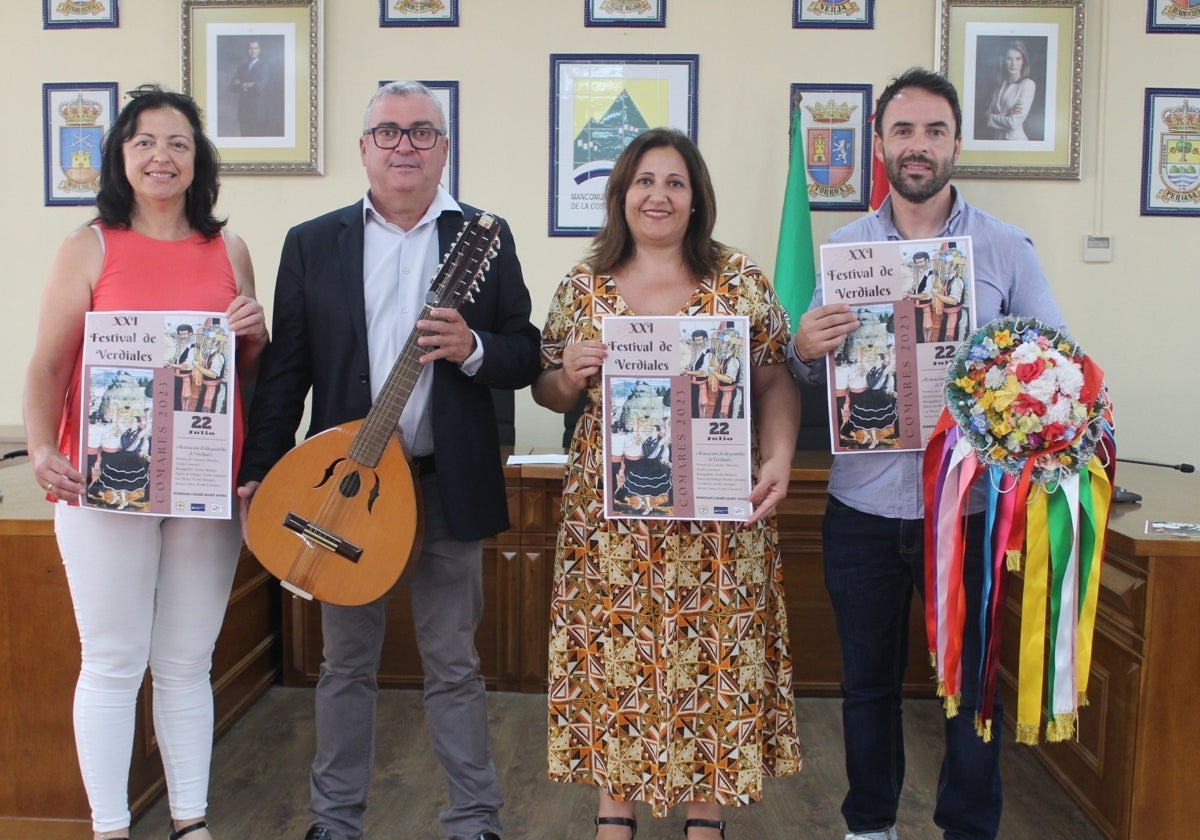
[246, 421, 422, 605]
[246, 212, 501, 605]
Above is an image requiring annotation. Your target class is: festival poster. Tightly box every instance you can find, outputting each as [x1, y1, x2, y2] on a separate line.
[601, 315, 752, 521]
[820, 236, 977, 453]
[79, 311, 235, 517]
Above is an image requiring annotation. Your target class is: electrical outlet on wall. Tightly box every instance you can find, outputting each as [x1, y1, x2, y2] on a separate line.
[1083, 235, 1113, 263]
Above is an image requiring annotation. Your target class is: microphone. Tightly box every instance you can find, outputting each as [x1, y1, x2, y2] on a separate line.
[1116, 457, 1195, 473]
[1112, 457, 1195, 505]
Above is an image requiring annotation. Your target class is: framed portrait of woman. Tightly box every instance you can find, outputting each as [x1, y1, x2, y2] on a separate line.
[937, 0, 1084, 179]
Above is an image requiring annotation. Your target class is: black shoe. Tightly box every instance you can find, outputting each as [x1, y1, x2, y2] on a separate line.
[596, 816, 637, 838]
[168, 822, 208, 840]
[304, 827, 334, 840]
[683, 818, 725, 839]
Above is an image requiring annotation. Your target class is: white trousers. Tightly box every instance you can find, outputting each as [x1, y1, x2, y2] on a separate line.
[55, 503, 241, 833]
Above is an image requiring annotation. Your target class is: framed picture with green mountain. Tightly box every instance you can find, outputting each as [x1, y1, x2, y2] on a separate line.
[548, 53, 698, 236]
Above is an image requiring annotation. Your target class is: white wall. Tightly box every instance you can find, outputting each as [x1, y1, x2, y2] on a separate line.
[3, 0, 1195, 469]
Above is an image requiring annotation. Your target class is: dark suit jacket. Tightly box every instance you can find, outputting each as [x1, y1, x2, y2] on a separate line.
[229, 58, 272, 134]
[239, 200, 541, 542]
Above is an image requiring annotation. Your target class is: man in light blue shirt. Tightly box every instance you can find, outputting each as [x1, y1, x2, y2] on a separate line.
[786, 68, 1062, 840]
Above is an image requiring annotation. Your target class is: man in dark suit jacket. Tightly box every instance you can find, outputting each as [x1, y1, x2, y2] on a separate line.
[228, 39, 274, 136]
[238, 81, 540, 840]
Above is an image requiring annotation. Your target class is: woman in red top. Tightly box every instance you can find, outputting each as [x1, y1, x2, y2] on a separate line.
[23, 85, 268, 840]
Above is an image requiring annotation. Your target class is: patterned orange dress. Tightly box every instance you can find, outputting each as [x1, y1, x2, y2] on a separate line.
[542, 252, 801, 817]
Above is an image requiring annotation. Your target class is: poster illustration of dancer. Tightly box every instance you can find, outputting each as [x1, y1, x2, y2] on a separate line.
[820, 237, 976, 453]
[601, 315, 751, 521]
[80, 310, 235, 517]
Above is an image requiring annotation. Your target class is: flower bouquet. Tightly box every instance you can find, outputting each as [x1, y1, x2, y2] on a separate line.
[923, 316, 1115, 744]
[946, 318, 1109, 485]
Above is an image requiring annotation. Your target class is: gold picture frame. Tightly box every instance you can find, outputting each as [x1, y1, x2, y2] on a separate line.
[182, 0, 323, 174]
[937, 0, 1084, 179]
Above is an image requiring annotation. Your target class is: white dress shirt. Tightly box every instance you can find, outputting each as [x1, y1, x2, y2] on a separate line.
[361, 186, 481, 458]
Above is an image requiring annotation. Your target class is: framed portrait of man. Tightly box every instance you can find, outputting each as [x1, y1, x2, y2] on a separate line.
[182, 0, 323, 174]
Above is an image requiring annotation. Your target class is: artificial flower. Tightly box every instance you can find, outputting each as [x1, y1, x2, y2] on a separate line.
[944, 317, 1110, 484]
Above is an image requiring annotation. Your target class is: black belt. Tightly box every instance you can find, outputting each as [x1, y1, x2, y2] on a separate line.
[412, 454, 436, 476]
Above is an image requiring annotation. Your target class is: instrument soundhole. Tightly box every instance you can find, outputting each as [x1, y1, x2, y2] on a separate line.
[339, 471, 362, 498]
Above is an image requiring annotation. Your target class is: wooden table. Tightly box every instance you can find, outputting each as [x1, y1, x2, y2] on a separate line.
[278, 451, 932, 696]
[998, 462, 1200, 839]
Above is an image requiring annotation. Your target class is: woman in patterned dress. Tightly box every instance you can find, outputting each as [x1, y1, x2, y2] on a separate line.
[533, 128, 801, 840]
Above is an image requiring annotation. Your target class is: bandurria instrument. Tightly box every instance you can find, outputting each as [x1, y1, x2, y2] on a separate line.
[246, 212, 502, 605]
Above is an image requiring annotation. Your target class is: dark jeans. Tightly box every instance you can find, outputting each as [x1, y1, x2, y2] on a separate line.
[822, 495, 1002, 840]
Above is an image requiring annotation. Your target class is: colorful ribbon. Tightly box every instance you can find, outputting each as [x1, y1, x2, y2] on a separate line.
[923, 368, 1115, 744]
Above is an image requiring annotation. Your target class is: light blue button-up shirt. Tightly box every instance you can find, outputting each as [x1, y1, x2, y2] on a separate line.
[786, 188, 1063, 519]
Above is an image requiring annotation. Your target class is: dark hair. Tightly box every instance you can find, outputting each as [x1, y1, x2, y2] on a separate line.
[999, 40, 1032, 81]
[95, 84, 225, 238]
[587, 127, 723, 280]
[875, 68, 963, 140]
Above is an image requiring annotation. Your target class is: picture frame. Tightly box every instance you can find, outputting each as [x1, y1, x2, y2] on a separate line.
[379, 0, 458, 27]
[44, 0, 118, 29]
[182, 0, 323, 175]
[1140, 87, 1200, 217]
[42, 82, 118, 206]
[585, 0, 665, 28]
[549, 53, 698, 236]
[378, 79, 459, 199]
[790, 83, 873, 212]
[1147, 0, 1200, 34]
[937, 0, 1084, 179]
[793, 0, 874, 29]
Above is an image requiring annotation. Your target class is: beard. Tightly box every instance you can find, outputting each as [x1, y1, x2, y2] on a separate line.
[885, 152, 955, 204]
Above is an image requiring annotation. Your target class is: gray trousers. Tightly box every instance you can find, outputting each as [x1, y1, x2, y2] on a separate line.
[308, 474, 503, 839]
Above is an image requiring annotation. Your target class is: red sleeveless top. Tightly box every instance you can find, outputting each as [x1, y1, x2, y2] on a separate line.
[58, 224, 245, 495]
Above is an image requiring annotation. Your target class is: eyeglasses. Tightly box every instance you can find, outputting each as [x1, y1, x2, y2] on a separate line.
[362, 124, 445, 151]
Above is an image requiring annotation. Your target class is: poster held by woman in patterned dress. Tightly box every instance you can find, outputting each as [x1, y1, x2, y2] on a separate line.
[600, 314, 752, 521]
